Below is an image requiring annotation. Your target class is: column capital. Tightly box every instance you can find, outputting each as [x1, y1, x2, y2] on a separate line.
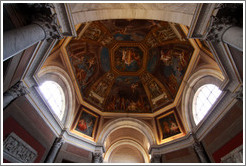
[233, 86, 243, 101]
[5, 81, 29, 98]
[54, 137, 64, 148]
[151, 154, 162, 163]
[32, 13, 63, 40]
[206, 16, 236, 42]
[92, 152, 103, 163]
[206, 3, 242, 42]
[192, 140, 204, 153]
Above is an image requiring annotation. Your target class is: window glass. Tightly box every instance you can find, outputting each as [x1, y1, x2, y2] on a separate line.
[193, 84, 222, 125]
[39, 81, 65, 120]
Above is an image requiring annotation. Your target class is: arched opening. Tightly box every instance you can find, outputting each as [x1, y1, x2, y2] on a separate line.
[39, 81, 65, 120]
[105, 139, 148, 163]
[181, 68, 224, 130]
[98, 118, 154, 163]
[192, 84, 222, 125]
[37, 66, 76, 127]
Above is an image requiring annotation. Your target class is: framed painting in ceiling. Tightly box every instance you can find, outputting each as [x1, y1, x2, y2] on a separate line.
[72, 108, 99, 140]
[156, 109, 185, 143]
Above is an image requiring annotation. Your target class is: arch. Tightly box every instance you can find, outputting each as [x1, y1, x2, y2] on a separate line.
[192, 84, 222, 125]
[104, 139, 149, 163]
[37, 66, 76, 128]
[97, 117, 156, 146]
[70, 3, 198, 26]
[39, 80, 66, 120]
[181, 68, 224, 131]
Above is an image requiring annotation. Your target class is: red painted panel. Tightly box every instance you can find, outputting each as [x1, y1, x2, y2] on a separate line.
[3, 116, 46, 163]
[212, 131, 243, 163]
[3, 159, 10, 163]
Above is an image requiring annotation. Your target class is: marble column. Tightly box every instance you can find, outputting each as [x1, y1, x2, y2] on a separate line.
[3, 81, 29, 109]
[190, 132, 210, 163]
[151, 154, 162, 163]
[3, 13, 63, 61]
[92, 153, 103, 163]
[44, 137, 64, 163]
[193, 140, 210, 163]
[222, 26, 243, 51]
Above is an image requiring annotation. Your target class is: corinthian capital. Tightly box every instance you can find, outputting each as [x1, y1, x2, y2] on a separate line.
[33, 13, 63, 40]
[93, 153, 103, 163]
[5, 81, 29, 98]
[206, 16, 236, 42]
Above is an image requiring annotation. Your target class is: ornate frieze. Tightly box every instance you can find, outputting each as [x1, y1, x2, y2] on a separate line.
[3, 132, 37, 163]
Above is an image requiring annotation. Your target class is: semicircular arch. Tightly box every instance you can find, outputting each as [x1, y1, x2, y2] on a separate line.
[37, 65, 76, 128]
[181, 68, 224, 131]
[104, 139, 150, 163]
[97, 117, 156, 146]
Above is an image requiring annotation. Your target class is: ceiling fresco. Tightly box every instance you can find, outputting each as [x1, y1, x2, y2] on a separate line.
[66, 19, 194, 113]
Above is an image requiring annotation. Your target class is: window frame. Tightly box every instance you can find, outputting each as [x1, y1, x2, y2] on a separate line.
[192, 84, 222, 125]
[39, 80, 66, 121]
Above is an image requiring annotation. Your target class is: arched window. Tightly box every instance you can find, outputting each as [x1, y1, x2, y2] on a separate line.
[39, 81, 65, 120]
[192, 84, 222, 125]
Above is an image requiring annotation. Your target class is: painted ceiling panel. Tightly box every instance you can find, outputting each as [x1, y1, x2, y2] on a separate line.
[66, 19, 194, 113]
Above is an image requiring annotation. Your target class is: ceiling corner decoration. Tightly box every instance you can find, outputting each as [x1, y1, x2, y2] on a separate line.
[65, 19, 195, 113]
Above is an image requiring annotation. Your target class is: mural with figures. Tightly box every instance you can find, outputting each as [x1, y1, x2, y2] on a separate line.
[65, 19, 195, 113]
[100, 19, 160, 41]
[148, 44, 194, 96]
[104, 76, 151, 113]
[66, 40, 101, 95]
[114, 46, 144, 72]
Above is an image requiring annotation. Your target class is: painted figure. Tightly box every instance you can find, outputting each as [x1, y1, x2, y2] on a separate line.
[148, 81, 162, 98]
[160, 49, 172, 65]
[78, 119, 87, 131]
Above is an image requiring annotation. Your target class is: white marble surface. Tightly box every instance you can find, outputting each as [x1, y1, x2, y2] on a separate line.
[69, 3, 198, 26]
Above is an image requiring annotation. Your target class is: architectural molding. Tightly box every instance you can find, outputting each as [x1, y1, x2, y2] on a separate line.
[52, 3, 77, 37]
[187, 3, 219, 38]
[149, 133, 194, 155]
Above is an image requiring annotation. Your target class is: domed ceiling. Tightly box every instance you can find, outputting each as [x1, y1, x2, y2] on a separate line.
[66, 19, 194, 113]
